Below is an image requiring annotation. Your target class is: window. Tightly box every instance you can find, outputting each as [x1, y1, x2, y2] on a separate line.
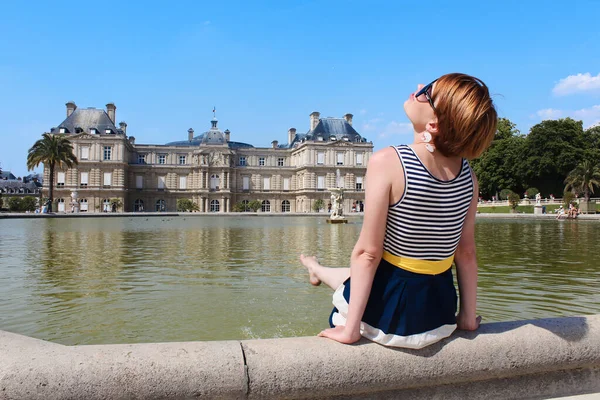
[281, 200, 290, 213]
[105, 129, 112, 134]
[261, 200, 271, 212]
[158, 154, 166, 164]
[278, 158, 284, 167]
[102, 199, 111, 212]
[57, 172, 65, 187]
[210, 200, 220, 212]
[239, 156, 246, 166]
[259, 157, 265, 166]
[356, 153, 363, 165]
[317, 136, 324, 141]
[283, 177, 290, 191]
[337, 152, 344, 165]
[356, 176, 363, 191]
[317, 176, 325, 189]
[79, 198, 88, 212]
[103, 146, 112, 161]
[103, 172, 112, 187]
[80, 172, 88, 188]
[57, 198, 65, 212]
[241, 200, 249, 212]
[136, 175, 143, 189]
[90, 128, 97, 134]
[317, 152, 324, 165]
[134, 199, 144, 212]
[156, 199, 166, 212]
[81, 146, 89, 160]
[210, 174, 219, 190]
[179, 155, 186, 165]
[138, 154, 146, 164]
[158, 176, 166, 190]
[59, 128, 66, 134]
[263, 177, 270, 191]
[179, 176, 187, 189]
[242, 176, 250, 191]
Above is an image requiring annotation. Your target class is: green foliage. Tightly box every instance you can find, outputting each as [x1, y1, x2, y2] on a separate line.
[26, 133, 78, 212]
[563, 191, 575, 207]
[507, 192, 521, 210]
[232, 202, 247, 212]
[6, 196, 36, 212]
[499, 189, 513, 200]
[110, 198, 123, 212]
[177, 198, 199, 212]
[247, 200, 261, 212]
[525, 187, 539, 198]
[7, 197, 22, 211]
[564, 160, 600, 201]
[313, 199, 325, 212]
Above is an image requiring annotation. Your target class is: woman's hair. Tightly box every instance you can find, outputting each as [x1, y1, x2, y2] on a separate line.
[431, 73, 498, 159]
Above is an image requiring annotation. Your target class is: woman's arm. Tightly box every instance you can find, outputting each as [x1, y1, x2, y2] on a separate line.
[453, 170, 482, 331]
[318, 148, 398, 343]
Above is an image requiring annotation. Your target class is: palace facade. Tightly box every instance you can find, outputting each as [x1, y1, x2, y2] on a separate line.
[42, 102, 373, 213]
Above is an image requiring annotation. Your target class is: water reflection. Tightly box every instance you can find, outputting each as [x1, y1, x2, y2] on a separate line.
[0, 216, 598, 345]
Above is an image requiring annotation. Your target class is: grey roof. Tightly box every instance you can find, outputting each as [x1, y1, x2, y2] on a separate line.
[0, 180, 41, 194]
[51, 108, 121, 135]
[289, 117, 367, 147]
[0, 171, 17, 180]
[164, 117, 254, 149]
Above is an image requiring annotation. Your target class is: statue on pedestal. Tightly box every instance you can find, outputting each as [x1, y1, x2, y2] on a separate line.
[70, 190, 80, 213]
[330, 189, 344, 219]
[535, 192, 541, 206]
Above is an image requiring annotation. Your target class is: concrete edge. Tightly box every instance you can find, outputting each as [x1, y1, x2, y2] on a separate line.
[1, 314, 599, 399]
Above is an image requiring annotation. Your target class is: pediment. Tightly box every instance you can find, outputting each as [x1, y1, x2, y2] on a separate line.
[69, 133, 97, 140]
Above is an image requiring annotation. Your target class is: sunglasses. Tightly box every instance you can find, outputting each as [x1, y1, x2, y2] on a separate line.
[415, 79, 438, 111]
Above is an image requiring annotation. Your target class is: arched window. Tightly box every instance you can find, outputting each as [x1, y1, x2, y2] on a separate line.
[156, 199, 166, 212]
[241, 199, 249, 212]
[210, 174, 220, 190]
[79, 198, 88, 212]
[281, 200, 290, 213]
[210, 199, 220, 212]
[102, 199, 111, 212]
[134, 199, 144, 212]
[57, 198, 65, 212]
[261, 200, 271, 213]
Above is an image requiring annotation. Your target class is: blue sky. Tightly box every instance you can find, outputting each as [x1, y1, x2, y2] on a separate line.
[1, 0, 599, 177]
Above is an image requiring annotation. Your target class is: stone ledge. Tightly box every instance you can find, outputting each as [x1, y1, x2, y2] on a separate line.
[1, 315, 599, 399]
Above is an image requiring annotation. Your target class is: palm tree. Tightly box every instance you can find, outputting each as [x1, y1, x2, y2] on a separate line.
[26, 133, 78, 212]
[564, 160, 600, 202]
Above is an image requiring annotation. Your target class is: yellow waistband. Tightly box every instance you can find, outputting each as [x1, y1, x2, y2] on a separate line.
[382, 250, 453, 275]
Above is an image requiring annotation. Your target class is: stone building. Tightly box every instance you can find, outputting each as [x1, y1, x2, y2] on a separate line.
[41, 102, 373, 213]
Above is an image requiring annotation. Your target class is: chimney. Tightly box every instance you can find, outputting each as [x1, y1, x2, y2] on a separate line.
[343, 113, 353, 126]
[310, 111, 320, 131]
[288, 128, 296, 145]
[224, 129, 230, 142]
[188, 128, 194, 141]
[271, 140, 278, 149]
[119, 121, 127, 134]
[66, 101, 77, 117]
[106, 103, 116, 123]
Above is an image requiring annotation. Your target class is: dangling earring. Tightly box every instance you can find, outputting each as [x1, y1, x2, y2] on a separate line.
[421, 132, 435, 153]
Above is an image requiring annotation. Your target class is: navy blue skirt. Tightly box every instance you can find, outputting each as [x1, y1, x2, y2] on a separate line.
[329, 258, 458, 348]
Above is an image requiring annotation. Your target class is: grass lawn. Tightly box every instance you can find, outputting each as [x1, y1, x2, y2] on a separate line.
[477, 203, 600, 214]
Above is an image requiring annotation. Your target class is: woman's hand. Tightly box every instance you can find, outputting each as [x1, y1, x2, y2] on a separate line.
[457, 312, 482, 331]
[317, 325, 362, 344]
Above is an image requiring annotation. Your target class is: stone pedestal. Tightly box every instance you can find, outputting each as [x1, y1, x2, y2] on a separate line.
[534, 205, 543, 215]
[326, 218, 348, 224]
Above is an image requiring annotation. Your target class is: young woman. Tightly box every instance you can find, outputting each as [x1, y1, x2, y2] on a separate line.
[301, 73, 497, 349]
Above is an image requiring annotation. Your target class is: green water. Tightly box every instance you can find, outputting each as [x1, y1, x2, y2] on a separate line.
[0, 216, 598, 345]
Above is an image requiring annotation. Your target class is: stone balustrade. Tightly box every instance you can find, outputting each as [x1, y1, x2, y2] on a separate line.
[1, 314, 599, 399]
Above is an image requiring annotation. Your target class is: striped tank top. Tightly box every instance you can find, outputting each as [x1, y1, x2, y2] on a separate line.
[382, 145, 474, 275]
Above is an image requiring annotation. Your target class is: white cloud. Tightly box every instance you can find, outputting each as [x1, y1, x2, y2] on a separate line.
[359, 109, 367, 115]
[552, 72, 600, 96]
[378, 121, 413, 138]
[536, 108, 563, 119]
[573, 104, 600, 120]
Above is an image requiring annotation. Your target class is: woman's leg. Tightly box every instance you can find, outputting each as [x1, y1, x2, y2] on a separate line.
[300, 254, 350, 290]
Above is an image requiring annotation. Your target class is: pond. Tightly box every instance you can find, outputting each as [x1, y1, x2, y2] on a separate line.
[0, 216, 598, 345]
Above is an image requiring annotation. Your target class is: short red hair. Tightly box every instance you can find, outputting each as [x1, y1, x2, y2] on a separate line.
[431, 73, 497, 159]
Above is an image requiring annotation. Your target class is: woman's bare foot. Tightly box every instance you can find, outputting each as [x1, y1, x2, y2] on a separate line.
[300, 254, 322, 286]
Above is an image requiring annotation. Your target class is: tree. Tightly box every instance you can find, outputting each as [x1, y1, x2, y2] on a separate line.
[26, 133, 78, 212]
[233, 201, 250, 212]
[499, 189, 513, 201]
[312, 199, 325, 212]
[177, 198, 199, 212]
[564, 160, 600, 202]
[110, 198, 123, 212]
[525, 187, 539, 198]
[7, 197, 22, 212]
[248, 200, 261, 212]
[507, 192, 520, 212]
[21, 196, 37, 212]
[563, 191, 575, 208]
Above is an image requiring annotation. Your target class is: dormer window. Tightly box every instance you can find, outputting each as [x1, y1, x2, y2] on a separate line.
[59, 128, 66, 134]
[105, 129, 112, 134]
[343, 137, 349, 141]
[330, 136, 337, 141]
[317, 136, 324, 141]
[90, 128, 97, 134]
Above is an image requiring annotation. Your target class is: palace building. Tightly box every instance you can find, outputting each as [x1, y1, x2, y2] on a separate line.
[41, 102, 373, 213]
